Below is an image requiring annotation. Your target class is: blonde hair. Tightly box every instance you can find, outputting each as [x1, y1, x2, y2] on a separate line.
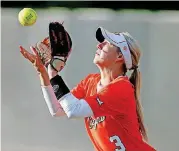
[121, 32, 148, 142]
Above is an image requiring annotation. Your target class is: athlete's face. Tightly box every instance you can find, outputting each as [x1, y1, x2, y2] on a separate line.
[93, 40, 123, 67]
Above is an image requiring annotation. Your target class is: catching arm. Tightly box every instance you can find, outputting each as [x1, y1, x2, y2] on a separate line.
[35, 22, 93, 118]
[42, 75, 132, 119]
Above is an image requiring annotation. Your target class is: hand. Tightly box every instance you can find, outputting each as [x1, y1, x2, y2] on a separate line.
[32, 22, 72, 75]
[19, 46, 46, 74]
[47, 59, 65, 79]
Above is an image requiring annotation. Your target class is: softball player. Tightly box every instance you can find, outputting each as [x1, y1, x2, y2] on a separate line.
[20, 22, 156, 151]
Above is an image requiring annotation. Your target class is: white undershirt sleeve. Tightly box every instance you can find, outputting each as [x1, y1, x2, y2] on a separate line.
[41, 85, 66, 117]
[59, 93, 93, 118]
[41, 85, 93, 118]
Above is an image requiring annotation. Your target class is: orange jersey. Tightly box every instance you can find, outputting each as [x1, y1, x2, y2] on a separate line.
[71, 73, 156, 151]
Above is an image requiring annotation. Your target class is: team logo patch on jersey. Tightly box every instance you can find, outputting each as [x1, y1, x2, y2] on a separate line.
[88, 116, 106, 130]
[96, 97, 103, 106]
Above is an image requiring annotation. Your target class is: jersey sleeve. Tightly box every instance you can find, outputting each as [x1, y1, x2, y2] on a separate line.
[84, 80, 135, 117]
[71, 74, 93, 99]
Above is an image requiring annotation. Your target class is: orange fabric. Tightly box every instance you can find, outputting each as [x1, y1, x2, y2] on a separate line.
[71, 73, 156, 151]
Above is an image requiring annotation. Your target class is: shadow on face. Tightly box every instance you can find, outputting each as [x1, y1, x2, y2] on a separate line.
[93, 40, 124, 68]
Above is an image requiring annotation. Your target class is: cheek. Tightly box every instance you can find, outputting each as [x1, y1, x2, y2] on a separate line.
[94, 50, 117, 63]
[101, 52, 116, 62]
[99, 51, 108, 59]
[99, 53, 105, 59]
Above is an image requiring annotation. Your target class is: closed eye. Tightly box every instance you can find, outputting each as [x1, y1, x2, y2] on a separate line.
[102, 50, 108, 53]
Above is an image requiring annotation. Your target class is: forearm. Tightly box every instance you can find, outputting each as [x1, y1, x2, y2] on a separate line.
[50, 75, 93, 118]
[39, 70, 51, 86]
[41, 85, 65, 117]
[39, 70, 65, 116]
[47, 66, 59, 80]
[41, 66, 93, 118]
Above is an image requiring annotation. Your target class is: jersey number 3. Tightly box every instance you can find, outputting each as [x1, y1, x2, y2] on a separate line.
[110, 135, 125, 151]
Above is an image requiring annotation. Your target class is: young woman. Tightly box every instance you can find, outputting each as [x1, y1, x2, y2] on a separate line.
[20, 27, 156, 151]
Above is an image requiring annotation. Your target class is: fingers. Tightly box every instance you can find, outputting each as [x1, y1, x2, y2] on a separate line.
[20, 46, 35, 63]
[30, 46, 43, 62]
[33, 58, 38, 67]
[30, 46, 44, 64]
[19, 46, 27, 55]
[30, 46, 38, 57]
[20, 45, 46, 73]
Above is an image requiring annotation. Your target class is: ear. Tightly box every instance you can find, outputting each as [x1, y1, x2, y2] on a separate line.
[115, 53, 124, 63]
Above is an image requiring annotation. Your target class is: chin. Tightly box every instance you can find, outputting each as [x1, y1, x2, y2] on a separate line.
[93, 58, 103, 66]
[93, 57, 99, 64]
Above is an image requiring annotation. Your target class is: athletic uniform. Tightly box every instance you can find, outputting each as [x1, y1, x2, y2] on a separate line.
[41, 26, 156, 151]
[71, 73, 156, 151]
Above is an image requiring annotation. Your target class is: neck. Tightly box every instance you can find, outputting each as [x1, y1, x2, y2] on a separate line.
[98, 65, 124, 86]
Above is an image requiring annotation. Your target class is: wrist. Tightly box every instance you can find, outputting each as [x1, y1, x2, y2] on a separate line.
[38, 68, 47, 76]
[48, 68, 58, 79]
[50, 58, 65, 72]
[38, 70, 51, 86]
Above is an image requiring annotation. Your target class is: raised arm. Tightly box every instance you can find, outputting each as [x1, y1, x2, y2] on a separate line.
[20, 46, 66, 117]
[42, 73, 132, 119]
[20, 45, 93, 118]
[41, 69, 93, 118]
[20, 45, 129, 119]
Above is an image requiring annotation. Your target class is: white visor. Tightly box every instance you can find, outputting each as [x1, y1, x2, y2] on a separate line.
[96, 27, 132, 69]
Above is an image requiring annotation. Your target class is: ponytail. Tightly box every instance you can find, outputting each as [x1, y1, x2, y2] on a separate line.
[130, 68, 148, 142]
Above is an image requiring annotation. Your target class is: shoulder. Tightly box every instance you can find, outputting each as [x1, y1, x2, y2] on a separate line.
[108, 76, 134, 95]
[82, 73, 100, 83]
[113, 76, 133, 88]
[85, 73, 100, 79]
